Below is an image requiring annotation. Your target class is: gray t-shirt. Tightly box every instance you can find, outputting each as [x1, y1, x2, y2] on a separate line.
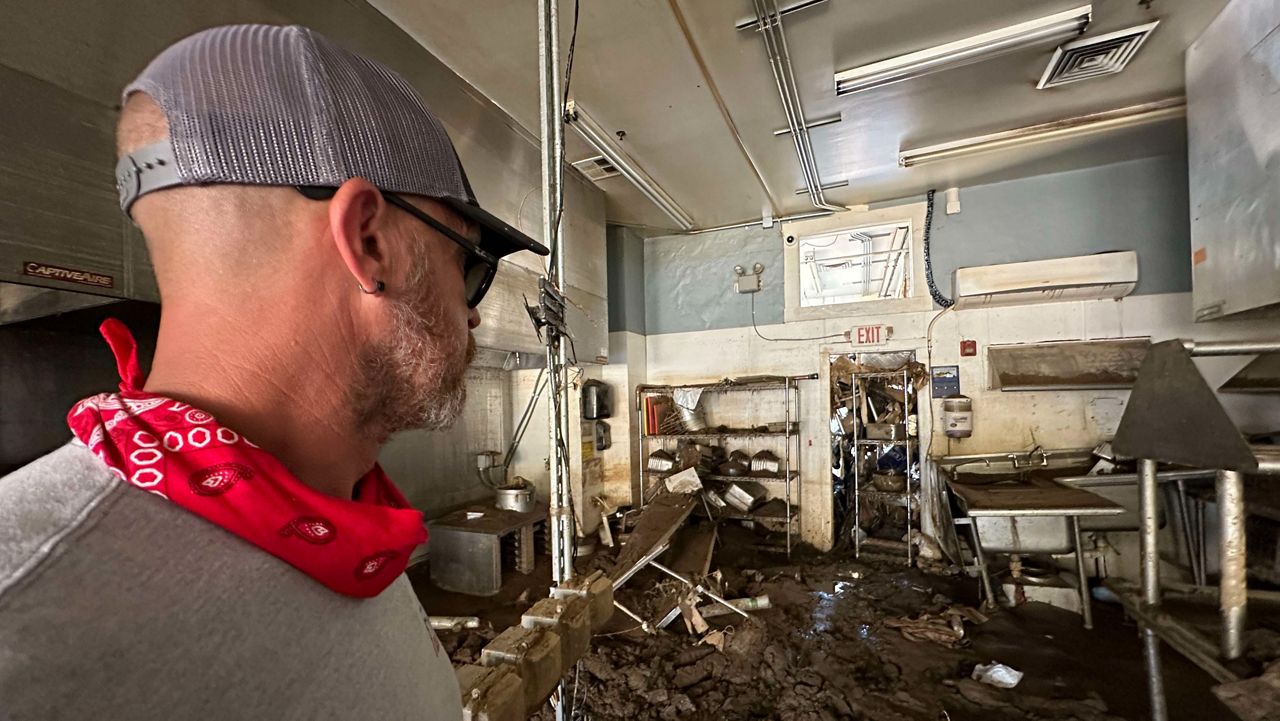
[0, 441, 462, 720]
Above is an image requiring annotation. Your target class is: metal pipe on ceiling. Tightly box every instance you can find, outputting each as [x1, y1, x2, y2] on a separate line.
[735, 0, 828, 31]
[683, 209, 833, 235]
[667, 0, 779, 216]
[753, 0, 816, 200]
[751, 0, 844, 213]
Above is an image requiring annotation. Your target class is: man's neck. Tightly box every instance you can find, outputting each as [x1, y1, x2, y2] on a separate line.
[143, 310, 378, 499]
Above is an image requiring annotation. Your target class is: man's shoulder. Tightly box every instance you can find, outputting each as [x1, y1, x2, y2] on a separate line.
[0, 442, 122, 599]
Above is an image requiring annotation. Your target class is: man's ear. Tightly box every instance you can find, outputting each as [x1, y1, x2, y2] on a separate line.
[328, 177, 389, 294]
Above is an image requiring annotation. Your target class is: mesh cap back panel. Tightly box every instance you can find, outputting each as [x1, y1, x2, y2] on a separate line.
[123, 24, 474, 204]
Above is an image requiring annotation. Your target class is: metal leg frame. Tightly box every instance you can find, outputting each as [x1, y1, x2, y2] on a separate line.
[1217, 469, 1247, 661]
[1139, 458, 1168, 721]
[962, 517, 997, 610]
[1071, 516, 1094, 630]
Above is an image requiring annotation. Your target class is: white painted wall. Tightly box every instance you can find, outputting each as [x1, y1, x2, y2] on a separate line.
[600, 331, 648, 506]
[643, 291, 1280, 555]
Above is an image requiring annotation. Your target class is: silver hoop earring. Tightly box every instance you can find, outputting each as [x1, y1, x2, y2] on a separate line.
[358, 280, 386, 295]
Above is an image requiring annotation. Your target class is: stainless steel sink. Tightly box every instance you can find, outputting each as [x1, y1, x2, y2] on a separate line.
[938, 448, 1156, 554]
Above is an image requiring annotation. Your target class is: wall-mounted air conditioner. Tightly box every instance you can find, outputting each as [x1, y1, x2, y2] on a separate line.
[952, 251, 1137, 309]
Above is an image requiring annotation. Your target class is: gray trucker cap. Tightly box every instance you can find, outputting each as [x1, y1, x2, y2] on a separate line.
[115, 24, 548, 259]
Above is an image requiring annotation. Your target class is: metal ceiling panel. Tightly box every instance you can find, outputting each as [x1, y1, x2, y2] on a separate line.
[370, 0, 1228, 229]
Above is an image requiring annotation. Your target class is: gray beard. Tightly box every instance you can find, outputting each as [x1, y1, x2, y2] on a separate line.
[352, 285, 474, 440]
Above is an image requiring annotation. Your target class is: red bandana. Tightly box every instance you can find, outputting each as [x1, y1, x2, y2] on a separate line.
[66, 319, 428, 598]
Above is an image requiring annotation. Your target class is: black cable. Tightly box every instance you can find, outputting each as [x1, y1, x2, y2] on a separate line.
[749, 293, 847, 342]
[922, 188, 954, 308]
[561, 0, 580, 114]
[549, 0, 581, 272]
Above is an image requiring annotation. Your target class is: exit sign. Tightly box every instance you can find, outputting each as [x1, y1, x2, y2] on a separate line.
[847, 324, 891, 346]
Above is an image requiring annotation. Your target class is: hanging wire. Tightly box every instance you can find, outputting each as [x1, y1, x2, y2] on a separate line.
[922, 189, 954, 308]
[748, 293, 847, 342]
[549, 0, 581, 271]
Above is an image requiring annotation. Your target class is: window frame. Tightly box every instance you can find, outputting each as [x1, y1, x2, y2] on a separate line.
[783, 202, 934, 321]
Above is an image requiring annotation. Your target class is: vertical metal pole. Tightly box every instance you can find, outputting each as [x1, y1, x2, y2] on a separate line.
[538, 4, 570, 718]
[853, 371, 861, 559]
[1218, 469, 1247, 660]
[1174, 480, 1198, 586]
[1192, 487, 1206, 587]
[538, 0, 568, 587]
[1139, 458, 1167, 721]
[967, 520, 996, 609]
[1072, 516, 1093, 630]
[784, 378, 792, 558]
[901, 368, 911, 566]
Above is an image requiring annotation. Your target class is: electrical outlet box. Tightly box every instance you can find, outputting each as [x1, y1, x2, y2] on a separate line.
[734, 274, 761, 293]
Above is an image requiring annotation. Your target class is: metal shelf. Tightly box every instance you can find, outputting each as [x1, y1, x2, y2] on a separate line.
[857, 488, 919, 507]
[847, 370, 914, 378]
[847, 364, 919, 565]
[645, 471, 799, 483]
[643, 429, 794, 439]
[721, 499, 797, 522]
[637, 374, 817, 394]
[638, 377, 808, 557]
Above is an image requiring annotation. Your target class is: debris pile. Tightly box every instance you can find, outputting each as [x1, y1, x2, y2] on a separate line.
[528, 552, 1126, 721]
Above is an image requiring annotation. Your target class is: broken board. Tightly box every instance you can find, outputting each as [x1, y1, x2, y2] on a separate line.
[663, 522, 719, 579]
[609, 490, 698, 584]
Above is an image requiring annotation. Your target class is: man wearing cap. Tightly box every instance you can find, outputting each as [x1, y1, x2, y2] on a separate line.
[0, 25, 547, 720]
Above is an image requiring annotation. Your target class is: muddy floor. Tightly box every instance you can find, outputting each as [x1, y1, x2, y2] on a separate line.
[421, 525, 1232, 720]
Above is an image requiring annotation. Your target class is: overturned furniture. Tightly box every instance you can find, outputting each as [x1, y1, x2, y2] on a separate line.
[1111, 338, 1280, 721]
[607, 489, 748, 632]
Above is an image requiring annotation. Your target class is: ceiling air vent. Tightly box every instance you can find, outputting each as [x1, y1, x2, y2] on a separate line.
[1037, 20, 1159, 89]
[571, 155, 621, 183]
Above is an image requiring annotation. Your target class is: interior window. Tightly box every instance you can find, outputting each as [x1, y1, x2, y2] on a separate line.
[798, 222, 912, 307]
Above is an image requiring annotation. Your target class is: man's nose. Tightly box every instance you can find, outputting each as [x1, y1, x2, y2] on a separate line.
[468, 307, 481, 330]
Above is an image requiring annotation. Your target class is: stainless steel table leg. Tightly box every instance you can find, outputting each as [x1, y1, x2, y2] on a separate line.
[1218, 469, 1247, 661]
[1072, 516, 1093, 630]
[1139, 458, 1167, 721]
[1143, 628, 1168, 721]
[1192, 499, 1203, 589]
[1175, 480, 1198, 586]
[966, 519, 996, 609]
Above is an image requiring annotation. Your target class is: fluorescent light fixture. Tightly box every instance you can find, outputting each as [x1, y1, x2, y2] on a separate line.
[834, 5, 1091, 96]
[898, 97, 1185, 167]
[564, 100, 694, 230]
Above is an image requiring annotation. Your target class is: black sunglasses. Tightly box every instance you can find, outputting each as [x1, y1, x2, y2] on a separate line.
[297, 186, 498, 309]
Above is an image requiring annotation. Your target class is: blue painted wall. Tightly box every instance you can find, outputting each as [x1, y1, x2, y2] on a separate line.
[928, 153, 1192, 299]
[634, 151, 1192, 335]
[643, 224, 784, 335]
[606, 225, 647, 334]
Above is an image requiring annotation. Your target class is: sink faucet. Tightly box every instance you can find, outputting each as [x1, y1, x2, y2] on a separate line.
[952, 458, 991, 472]
[1011, 446, 1049, 469]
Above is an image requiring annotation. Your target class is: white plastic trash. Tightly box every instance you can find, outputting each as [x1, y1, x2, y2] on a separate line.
[971, 662, 1023, 689]
[664, 467, 703, 494]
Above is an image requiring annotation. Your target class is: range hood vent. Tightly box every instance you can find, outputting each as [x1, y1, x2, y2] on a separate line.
[1038, 21, 1159, 89]
[952, 251, 1138, 309]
